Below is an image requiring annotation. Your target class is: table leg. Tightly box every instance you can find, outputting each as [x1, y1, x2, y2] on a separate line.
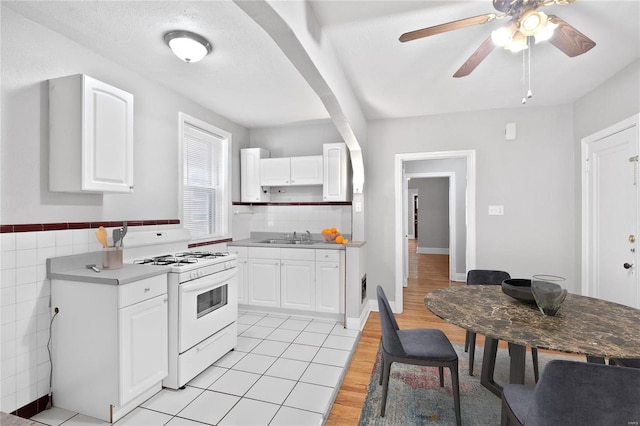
[508, 343, 526, 385]
[480, 339, 527, 397]
[480, 337, 501, 397]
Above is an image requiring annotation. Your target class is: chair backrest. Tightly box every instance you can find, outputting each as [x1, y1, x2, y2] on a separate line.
[466, 269, 510, 286]
[376, 286, 405, 357]
[525, 360, 640, 425]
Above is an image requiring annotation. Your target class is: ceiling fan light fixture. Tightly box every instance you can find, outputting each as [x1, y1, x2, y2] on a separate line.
[534, 20, 559, 43]
[164, 30, 212, 63]
[505, 31, 529, 52]
[519, 10, 549, 37]
[491, 23, 517, 47]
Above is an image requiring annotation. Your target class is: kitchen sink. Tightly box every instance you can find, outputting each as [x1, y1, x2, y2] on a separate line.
[258, 239, 317, 245]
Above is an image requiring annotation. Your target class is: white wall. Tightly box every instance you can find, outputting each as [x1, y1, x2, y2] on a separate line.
[368, 105, 576, 300]
[0, 7, 250, 225]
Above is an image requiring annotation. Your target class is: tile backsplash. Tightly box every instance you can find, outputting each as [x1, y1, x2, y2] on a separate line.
[232, 205, 352, 241]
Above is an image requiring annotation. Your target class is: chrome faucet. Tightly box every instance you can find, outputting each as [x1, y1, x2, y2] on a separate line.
[306, 230, 311, 241]
[293, 231, 297, 240]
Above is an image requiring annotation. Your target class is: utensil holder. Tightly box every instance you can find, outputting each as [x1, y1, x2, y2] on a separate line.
[103, 247, 123, 270]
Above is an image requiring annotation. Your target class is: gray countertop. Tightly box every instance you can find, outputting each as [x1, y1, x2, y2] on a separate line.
[47, 252, 170, 285]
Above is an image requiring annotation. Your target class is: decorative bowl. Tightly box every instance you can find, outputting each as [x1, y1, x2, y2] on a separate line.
[323, 232, 339, 242]
[501, 279, 535, 303]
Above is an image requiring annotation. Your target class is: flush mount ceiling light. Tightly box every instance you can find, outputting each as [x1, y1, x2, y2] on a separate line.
[164, 30, 212, 63]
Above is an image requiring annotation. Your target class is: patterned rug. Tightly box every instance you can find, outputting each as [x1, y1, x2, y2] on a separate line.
[358, 343, 579, 425]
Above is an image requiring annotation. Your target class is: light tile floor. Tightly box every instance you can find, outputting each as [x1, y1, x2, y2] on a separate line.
[31, 311, 360, 426]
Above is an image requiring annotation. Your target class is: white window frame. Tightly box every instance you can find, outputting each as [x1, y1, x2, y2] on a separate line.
[178, 112, 232, 242]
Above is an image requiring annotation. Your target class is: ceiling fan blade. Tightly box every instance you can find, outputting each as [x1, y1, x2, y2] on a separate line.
[399, 14, 496, 42]
[453, 36, 496, 78]
[547, 15, 596, 57]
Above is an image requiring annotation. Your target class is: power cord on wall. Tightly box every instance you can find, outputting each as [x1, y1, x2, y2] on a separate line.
[46, 307, 59, 410]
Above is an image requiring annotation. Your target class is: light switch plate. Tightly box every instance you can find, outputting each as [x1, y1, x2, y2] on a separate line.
[355, 202, 362, 213]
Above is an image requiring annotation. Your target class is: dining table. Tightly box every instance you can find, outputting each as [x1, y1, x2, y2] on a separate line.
[424, 285, 640, 396]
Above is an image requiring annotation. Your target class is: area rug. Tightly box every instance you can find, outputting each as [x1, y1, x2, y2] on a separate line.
[358, 343, 580, 425]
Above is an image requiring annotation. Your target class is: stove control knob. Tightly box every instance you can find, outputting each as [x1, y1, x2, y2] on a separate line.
[224, 262, 231, 269]
[199, 270, 204, 277]
[190, 272, 198, 280]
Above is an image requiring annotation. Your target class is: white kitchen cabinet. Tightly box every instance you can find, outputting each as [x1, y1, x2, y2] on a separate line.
[260, 156, 323, 186]
[315, 249, 343, 313]
[281, 248, 315, 311]
[241, 148, 270, 202]
[228, 246, 248, 304]
[248, 247, 281, 307]
[323, 143, 350, 201]
[260, 157, 291, 186]
[49, 74, 134, 193]
[290, 156, 323, 185]
[119, 294, 168, 404]
[51, 273, 168, 422]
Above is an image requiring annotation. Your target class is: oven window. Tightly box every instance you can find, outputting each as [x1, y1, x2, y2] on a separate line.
[197, 284, 228, 318]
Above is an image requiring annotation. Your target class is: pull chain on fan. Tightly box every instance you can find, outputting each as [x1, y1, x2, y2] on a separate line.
[522, 37, 533, 104]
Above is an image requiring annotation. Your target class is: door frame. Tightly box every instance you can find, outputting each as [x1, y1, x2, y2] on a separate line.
[394, 150, 476, 313]
[581, 113, 640, 299]
[404, 173, 456, 282]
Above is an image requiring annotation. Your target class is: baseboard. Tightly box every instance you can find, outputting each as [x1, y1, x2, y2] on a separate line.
[452, 272, 466, 282]
[416, 247, 449, 255]
[346, 302, 371, 330]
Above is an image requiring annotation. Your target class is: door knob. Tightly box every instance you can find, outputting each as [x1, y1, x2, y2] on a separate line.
[624, 262, 634, 269]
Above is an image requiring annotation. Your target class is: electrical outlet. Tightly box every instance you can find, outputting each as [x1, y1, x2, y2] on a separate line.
[488, 205, 504, 215]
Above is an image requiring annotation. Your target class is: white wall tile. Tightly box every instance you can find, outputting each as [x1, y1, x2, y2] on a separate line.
[16, 233, 37, 251]
[16, 266, 37, 286]
[1, 356, 16, 380]
[15, 319, 36, 342]
[2, 392, 18, 413]
[1, 251, 16, 270]
[16, 377, 37, 408]
[37, 247, 56, 266]
[16, 350, 37, 374]
[55, 230, 73, 247]
[1, 375, 16, 397]
[16, 299, 38, 321]
[1, 337, 17, 360]
[1, 234, 16, 252]
[72, 229, 89, 245]
[55, 245, 74, 257]
[1, 304, 16, 325]
[1, 323, 16, 343]
[1, 286, 16, 307]
[16, 249, 37, 268]
[36, 232, 56, 249]
[1, 268, 16, 288]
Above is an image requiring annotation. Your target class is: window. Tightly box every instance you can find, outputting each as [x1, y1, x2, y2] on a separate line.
[179, 113, 231, 240]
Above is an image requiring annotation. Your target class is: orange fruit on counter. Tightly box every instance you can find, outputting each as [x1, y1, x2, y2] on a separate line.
[335, 235, 344, 244]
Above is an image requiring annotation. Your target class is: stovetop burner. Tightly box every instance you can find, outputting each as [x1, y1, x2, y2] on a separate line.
[133, 251, 230, 267]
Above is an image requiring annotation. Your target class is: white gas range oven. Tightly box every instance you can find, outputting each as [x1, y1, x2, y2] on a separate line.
[124, 229, 238, 389]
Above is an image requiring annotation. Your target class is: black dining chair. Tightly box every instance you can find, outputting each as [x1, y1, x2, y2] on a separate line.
[465, 269, 539, 381]
[501, 359, 640, 426]
[376, 286, 461, 426]
[609, 357, 640, 368]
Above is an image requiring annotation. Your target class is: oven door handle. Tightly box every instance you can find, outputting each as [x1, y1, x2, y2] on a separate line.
[181, 268, 237, 293]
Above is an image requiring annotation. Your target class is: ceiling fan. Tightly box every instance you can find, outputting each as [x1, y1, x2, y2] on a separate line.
[400, 0, 596, 78]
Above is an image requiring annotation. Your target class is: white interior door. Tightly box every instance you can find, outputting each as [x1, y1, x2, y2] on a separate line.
[583, 115, 639, 308]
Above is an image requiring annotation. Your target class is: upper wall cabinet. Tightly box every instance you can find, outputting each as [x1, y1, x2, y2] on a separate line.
[49, 74, 134, 193]
[323, 143, 350, 201]
[241, 148, 271, 202]
[260, 156, 323, 186]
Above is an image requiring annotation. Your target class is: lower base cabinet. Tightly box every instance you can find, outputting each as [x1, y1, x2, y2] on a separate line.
[235, 246, 343, 314]
[51, 274, 168, 422]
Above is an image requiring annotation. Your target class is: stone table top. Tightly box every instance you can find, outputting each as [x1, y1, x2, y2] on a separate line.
[424, 285, 640, 359]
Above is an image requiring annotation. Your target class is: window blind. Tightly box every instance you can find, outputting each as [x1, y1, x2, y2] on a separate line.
[182, 121, 228, 239]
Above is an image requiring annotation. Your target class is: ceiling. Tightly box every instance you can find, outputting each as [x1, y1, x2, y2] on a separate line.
[5, 0, 639, 128]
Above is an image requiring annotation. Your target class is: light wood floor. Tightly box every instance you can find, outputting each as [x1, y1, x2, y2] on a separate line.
[326, 240, 467, 425]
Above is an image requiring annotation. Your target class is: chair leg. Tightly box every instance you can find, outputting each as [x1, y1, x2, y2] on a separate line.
[380, 357, 393, 417]
[531, 348, 539, 383]
[439, 366, 444, 387]
[468, 331, 477, 376]
[450, 362, 462, 426]
[378, 350, 384, 386]
[464, 331, 470, 352]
